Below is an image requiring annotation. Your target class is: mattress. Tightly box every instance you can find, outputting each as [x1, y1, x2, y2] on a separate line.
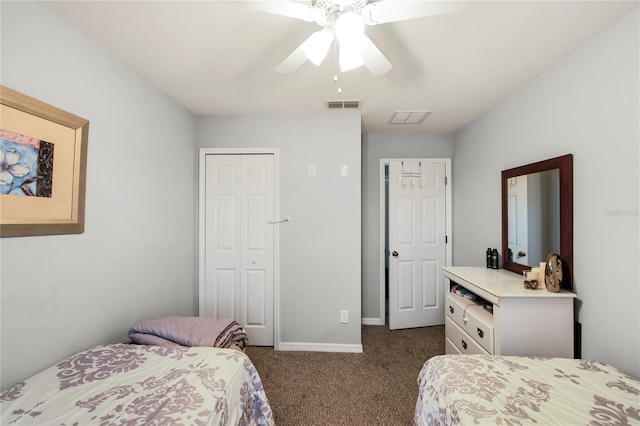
[1, 343, 274, 425]
[414, 354, 640, 425]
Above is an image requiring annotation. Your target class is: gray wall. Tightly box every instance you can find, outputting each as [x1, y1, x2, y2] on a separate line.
[196, 115, 362, 348]
[453, 9, 639, 377]
[361, 134, 453, 321]
[1, 2, 197, 389]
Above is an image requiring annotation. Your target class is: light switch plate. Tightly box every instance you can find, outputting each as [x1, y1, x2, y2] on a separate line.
[340, 164, 348, 176]
[308, 163, 317, 176]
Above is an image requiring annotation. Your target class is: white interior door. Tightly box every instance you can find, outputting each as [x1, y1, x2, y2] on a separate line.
[507, 175, 529, 265]
[388, 160, 446, 330]
[202, 154, 274, 346]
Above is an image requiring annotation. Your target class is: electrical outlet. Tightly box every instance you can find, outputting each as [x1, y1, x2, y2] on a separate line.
[340, 310, 349, 324]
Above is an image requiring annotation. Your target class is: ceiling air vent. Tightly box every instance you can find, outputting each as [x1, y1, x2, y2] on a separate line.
[325, 100, 363, 110]
[389, 110, 431, 125]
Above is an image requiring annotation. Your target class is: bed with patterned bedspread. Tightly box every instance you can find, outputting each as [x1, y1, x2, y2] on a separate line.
[414, 354, 640, 425]
[1, 343, 274, 425]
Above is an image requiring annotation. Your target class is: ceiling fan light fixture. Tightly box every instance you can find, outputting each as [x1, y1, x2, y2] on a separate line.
[335, 11, 366, 72]
[335, 11, 364, 44]
[226, 0, 471, 76]
[301, 29, 334, 66]
[339, 42, 364, 72]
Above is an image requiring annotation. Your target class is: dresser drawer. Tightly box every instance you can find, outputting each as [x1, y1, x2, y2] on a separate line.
[461, 304, 494, 354]
[446, 292, 474, 328]
[446, 292, 494, 354]
[445, 317, 490, 355]
[445, 337, 462, 355]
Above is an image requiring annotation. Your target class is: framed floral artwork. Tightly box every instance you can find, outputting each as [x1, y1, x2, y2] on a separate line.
[0, 86, 89, 237]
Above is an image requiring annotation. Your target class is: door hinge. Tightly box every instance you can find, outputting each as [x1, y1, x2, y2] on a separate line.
[445, 176, 448, 185]
[445, 235, 448, 244]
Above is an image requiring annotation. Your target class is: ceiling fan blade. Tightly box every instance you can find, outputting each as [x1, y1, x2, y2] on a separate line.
[360, 35, 393, 75]
[275, 44, 309, 74]
[362, 0, 468, 25]
[218, 1, 321, 22]
[301, 29, 334, 65]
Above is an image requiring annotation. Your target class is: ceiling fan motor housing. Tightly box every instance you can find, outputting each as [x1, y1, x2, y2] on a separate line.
[313, 0, 368, 27]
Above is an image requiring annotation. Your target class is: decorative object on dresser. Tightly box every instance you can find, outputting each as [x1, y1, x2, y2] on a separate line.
[522, 268, 539, 289]
[443, 266, 576, 358]
[544, 252, 564, 292]
[501, 154, 573, 290]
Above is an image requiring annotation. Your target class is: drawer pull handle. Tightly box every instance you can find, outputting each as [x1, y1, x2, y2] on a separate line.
[461, 339, 467, 350]
[449, 306, 454, 314]
[477, 328, 484, 338]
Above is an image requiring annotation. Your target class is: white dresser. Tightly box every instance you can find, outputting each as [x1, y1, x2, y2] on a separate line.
[443, 266, 576, 358]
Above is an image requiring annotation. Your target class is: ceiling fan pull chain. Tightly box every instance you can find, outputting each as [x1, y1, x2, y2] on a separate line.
[333, 43, 342, 95]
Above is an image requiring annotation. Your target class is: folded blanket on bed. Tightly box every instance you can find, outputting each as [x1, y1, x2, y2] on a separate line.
[128, 316, 248, 351]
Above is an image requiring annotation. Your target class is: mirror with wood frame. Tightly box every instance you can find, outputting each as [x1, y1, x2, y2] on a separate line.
[501, 154, 573, 291]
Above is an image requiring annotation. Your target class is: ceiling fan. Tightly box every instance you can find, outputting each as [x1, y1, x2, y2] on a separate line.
[222, 0, 468, 75]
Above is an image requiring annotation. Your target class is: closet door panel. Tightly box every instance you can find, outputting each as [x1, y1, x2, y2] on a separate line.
[202, 153, 275, 346]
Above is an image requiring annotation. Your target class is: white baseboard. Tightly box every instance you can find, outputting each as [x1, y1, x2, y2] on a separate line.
[362, 317, 385, 326]
[276, 342, 363, 353]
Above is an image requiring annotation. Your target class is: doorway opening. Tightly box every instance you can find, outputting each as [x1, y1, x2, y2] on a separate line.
[384, 164, 390, 321]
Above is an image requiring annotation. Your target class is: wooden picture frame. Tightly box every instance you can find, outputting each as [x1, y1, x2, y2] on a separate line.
[0, 86, 89, 237]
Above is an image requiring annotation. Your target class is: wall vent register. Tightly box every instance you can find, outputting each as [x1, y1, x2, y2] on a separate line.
[389, 110, 431, 125]
[324, 100, 363, 110]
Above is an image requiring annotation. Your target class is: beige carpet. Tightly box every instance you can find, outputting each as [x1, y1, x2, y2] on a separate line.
[245, 325, 445, 425]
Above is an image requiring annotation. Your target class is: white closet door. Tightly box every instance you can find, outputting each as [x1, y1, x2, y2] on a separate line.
[203, 154, 274, 346]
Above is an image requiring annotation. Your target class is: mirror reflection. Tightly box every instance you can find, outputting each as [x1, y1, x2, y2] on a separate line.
[507, 169, 560, 267]
[501, 154, 572, 290]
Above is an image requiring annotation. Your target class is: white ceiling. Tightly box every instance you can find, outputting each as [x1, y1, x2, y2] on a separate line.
[45, 0, 638, 134]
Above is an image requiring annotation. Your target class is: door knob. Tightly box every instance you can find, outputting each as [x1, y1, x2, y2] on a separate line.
[517, 250, 526, 257]
[392, 250, 399, 257]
